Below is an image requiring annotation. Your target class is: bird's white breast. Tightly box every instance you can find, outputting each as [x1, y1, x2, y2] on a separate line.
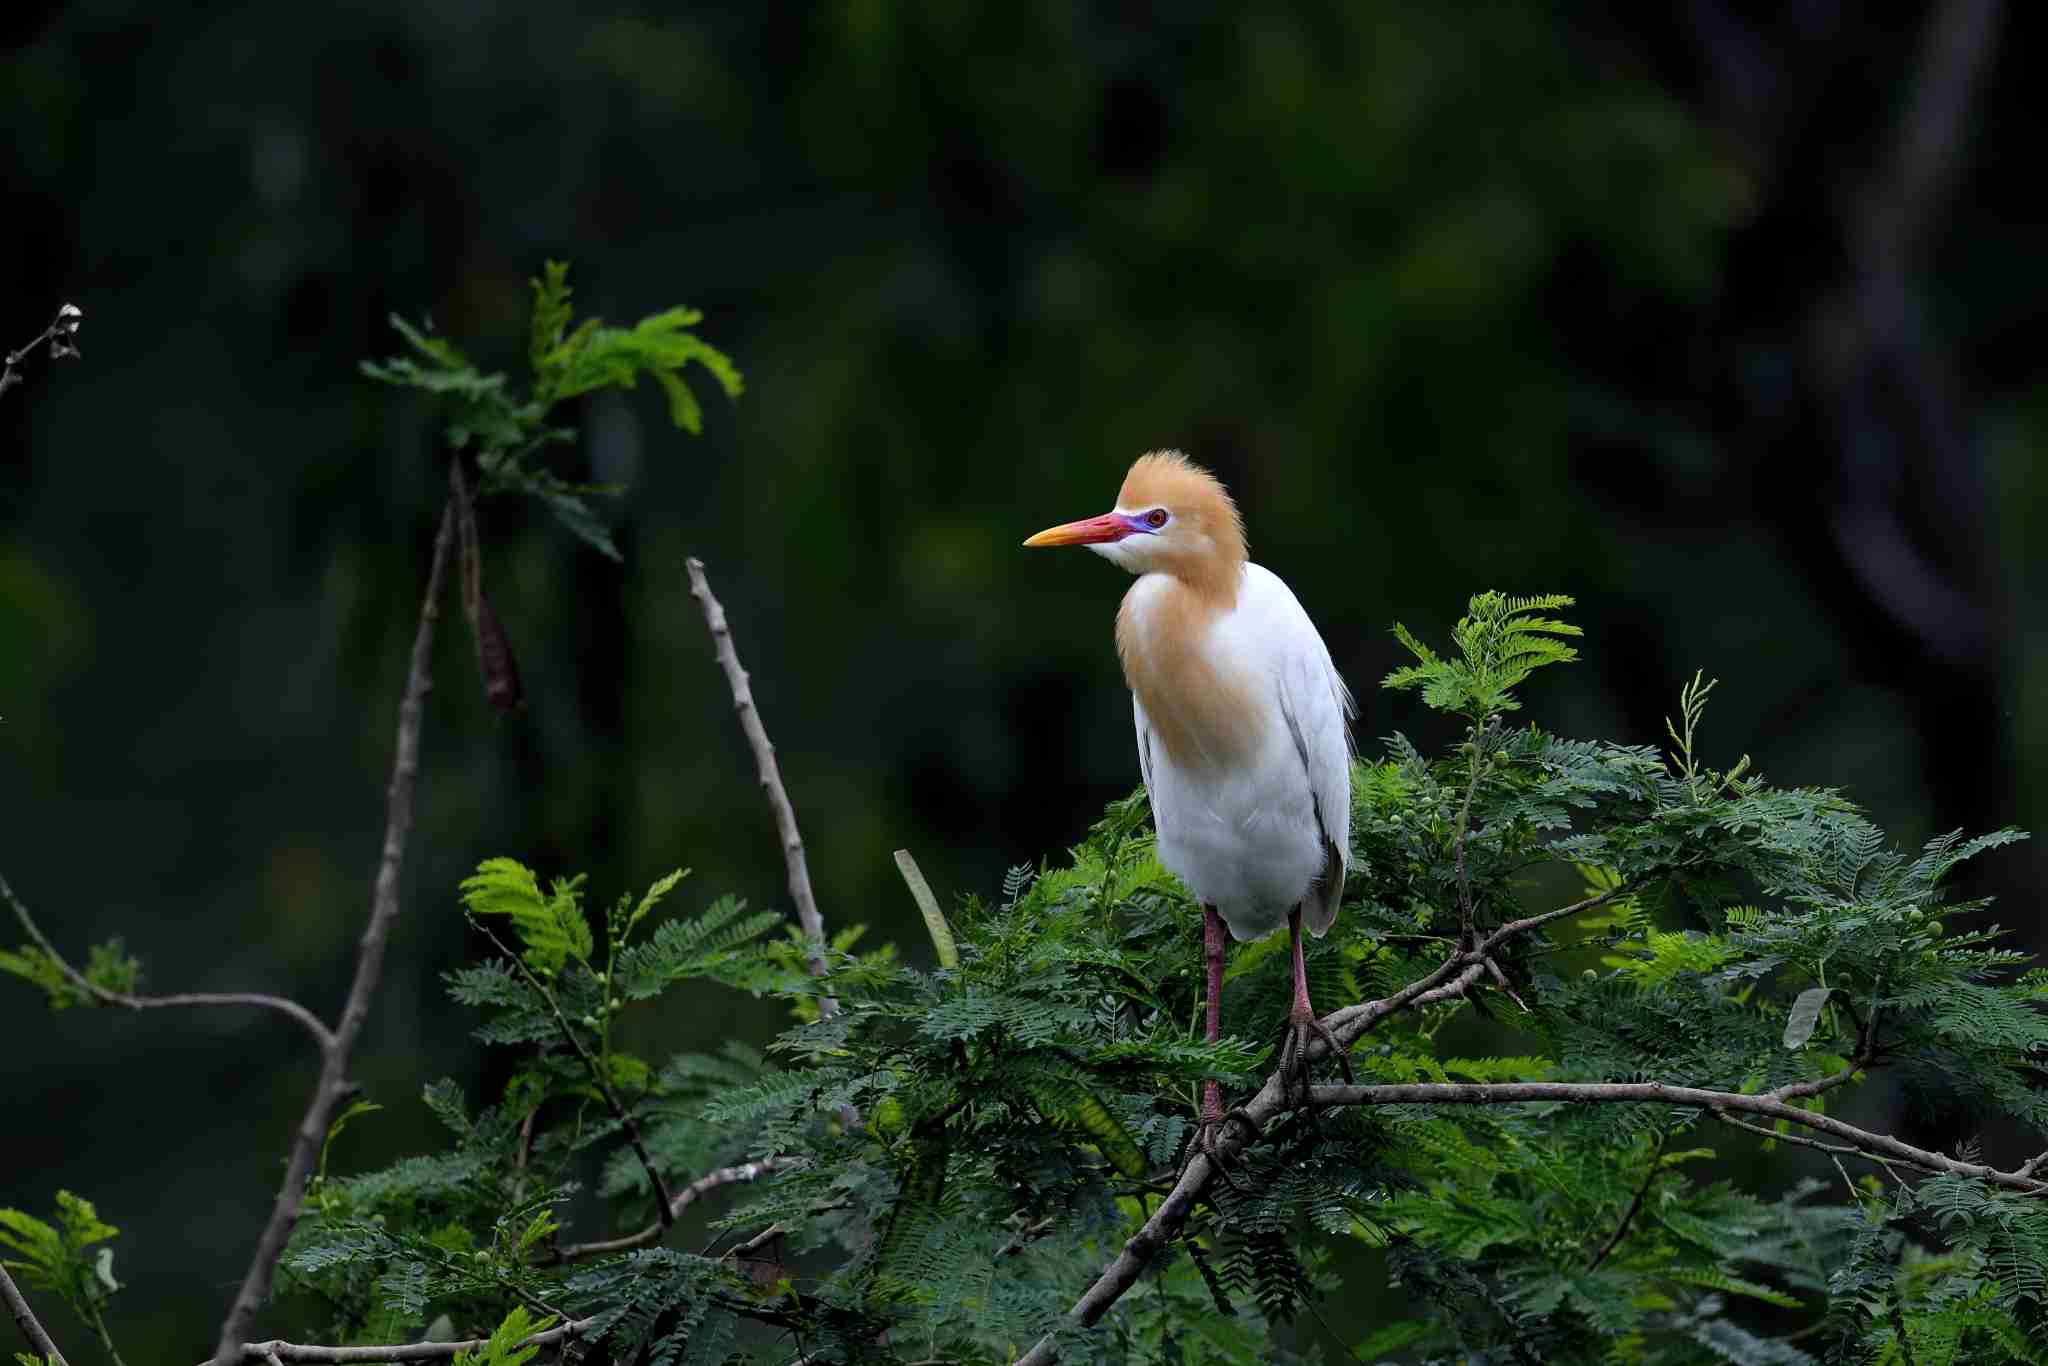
[1125, 565, 1352, 941]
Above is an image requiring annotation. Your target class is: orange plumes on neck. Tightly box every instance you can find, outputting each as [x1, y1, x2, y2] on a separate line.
[1112, 452, 1261, 770]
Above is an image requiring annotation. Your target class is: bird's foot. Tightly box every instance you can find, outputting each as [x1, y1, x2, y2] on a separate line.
[1277, 1008, 1353, 1111]
[1185, 1083, 1262, 1186]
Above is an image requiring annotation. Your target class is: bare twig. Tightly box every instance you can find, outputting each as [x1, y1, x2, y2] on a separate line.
[552, 1158, 782, 1262]
[684, 558, 833, 1007]
[0, 874, 334, 1052]
[1587, 1130, 1667, 1271]
[1, 1261, 68, 1366]
[225, 1317, 591, 1364]
[476, 926, 677, 1226]
[0, 303, 83, 399]
[209, 487, 459, 1364]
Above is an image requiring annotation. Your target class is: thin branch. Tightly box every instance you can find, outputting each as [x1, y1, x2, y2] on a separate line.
[1322, 879, 1633, 1040]
[552, 1157, 782, 1262]
[225, 1317, 591, 1364]
[1710, 1108, 1896, 1168]
[0, 303, 83, 399]
[1587, 1130, 1667, 1271]
[1, 1261, 68, 1366]
[684, 558, 834, 1008]
[477, 925, 677, 1226]
[1300, 1082, 2046, 1194]
[724, 1222, 788, 1264]
[1450, 715, 1497, 935]
[0, 873, 334, 1052]
[210, 486, 459, 1364]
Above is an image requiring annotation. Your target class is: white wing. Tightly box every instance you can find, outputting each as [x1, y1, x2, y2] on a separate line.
[1242, 564, 1354, 935]
[1132, 691, 1157, 805]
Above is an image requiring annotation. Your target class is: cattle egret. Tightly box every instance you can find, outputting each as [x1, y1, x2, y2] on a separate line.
[1025, 450, 1354, 1148]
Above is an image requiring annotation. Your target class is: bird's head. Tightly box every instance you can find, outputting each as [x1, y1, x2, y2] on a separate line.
[1023, 450, 1247, 598]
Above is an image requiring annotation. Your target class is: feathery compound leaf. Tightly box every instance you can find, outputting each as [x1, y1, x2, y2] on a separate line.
[452, 1306, 556, 1366]
[460, 858, 592, 972]
[1383, 591, 1579, 718]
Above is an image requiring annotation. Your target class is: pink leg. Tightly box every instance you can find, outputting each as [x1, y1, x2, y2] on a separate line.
[1201, 904, 1226, 1127]
[1280, 904, 1351, 1105]
[1288, 905, 1314, 1020]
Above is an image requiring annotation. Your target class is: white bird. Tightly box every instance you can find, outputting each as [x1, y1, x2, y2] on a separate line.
[1025, 450, 1354, 1145]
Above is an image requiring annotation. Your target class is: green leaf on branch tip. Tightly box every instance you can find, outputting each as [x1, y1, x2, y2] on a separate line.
[1382, 591, 1580, 718]
[461, 857, 595, 971]
[0, 1191, 121, 1321]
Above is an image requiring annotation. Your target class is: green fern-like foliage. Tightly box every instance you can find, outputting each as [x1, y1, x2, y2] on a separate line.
[1383, 590, 1582, 718]
[17, 591, 2045, 1364]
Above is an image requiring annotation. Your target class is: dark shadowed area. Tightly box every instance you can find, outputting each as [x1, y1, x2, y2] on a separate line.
[2, 1, 2043, 1356]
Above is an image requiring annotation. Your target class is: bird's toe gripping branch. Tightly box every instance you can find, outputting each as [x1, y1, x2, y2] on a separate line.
[1278, 1009, 1355, 1112]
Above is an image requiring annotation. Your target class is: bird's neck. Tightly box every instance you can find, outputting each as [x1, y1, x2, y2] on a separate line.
[1152, 547, 1243, 607]
[1116, 571, 1262, 770]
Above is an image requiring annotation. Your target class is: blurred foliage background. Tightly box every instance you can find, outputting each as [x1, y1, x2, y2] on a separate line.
[2, 0, 2042, 1355]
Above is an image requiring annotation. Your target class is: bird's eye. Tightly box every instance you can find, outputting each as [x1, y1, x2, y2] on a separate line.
[1144, 508, 1169, 529]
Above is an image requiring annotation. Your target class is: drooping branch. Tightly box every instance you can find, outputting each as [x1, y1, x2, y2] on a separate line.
[552, 1157, 783, 1263]
[1, 1260, 69, 1366]
[684, 558, 834, 1005]
[209, 486, 459, 1364]
[0, 873, 334, 1053]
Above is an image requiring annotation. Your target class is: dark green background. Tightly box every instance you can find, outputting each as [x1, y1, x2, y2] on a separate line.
[4, 2, 2043, 1355]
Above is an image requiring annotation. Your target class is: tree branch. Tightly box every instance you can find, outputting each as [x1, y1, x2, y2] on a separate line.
[1587, 1130, 1667, 1271]
[1301, 1082, 2045, 1194]
[209, 487, 459, 1364]
[1, 1261, 68, 1366]
[477, 926, 677, 1227]
[552, 1157, 782, 1262]
[684, 558, 834, 1007]
[225, 1317, 591, 1364]
[0, 874, 334, 1052]
[1450, 715, 1497, 935]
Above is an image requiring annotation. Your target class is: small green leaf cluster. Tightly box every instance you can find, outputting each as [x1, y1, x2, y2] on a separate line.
[0, 937, 137, 1008]
[361, 261, 741, 559]
[0, 1193, 125, 1364]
